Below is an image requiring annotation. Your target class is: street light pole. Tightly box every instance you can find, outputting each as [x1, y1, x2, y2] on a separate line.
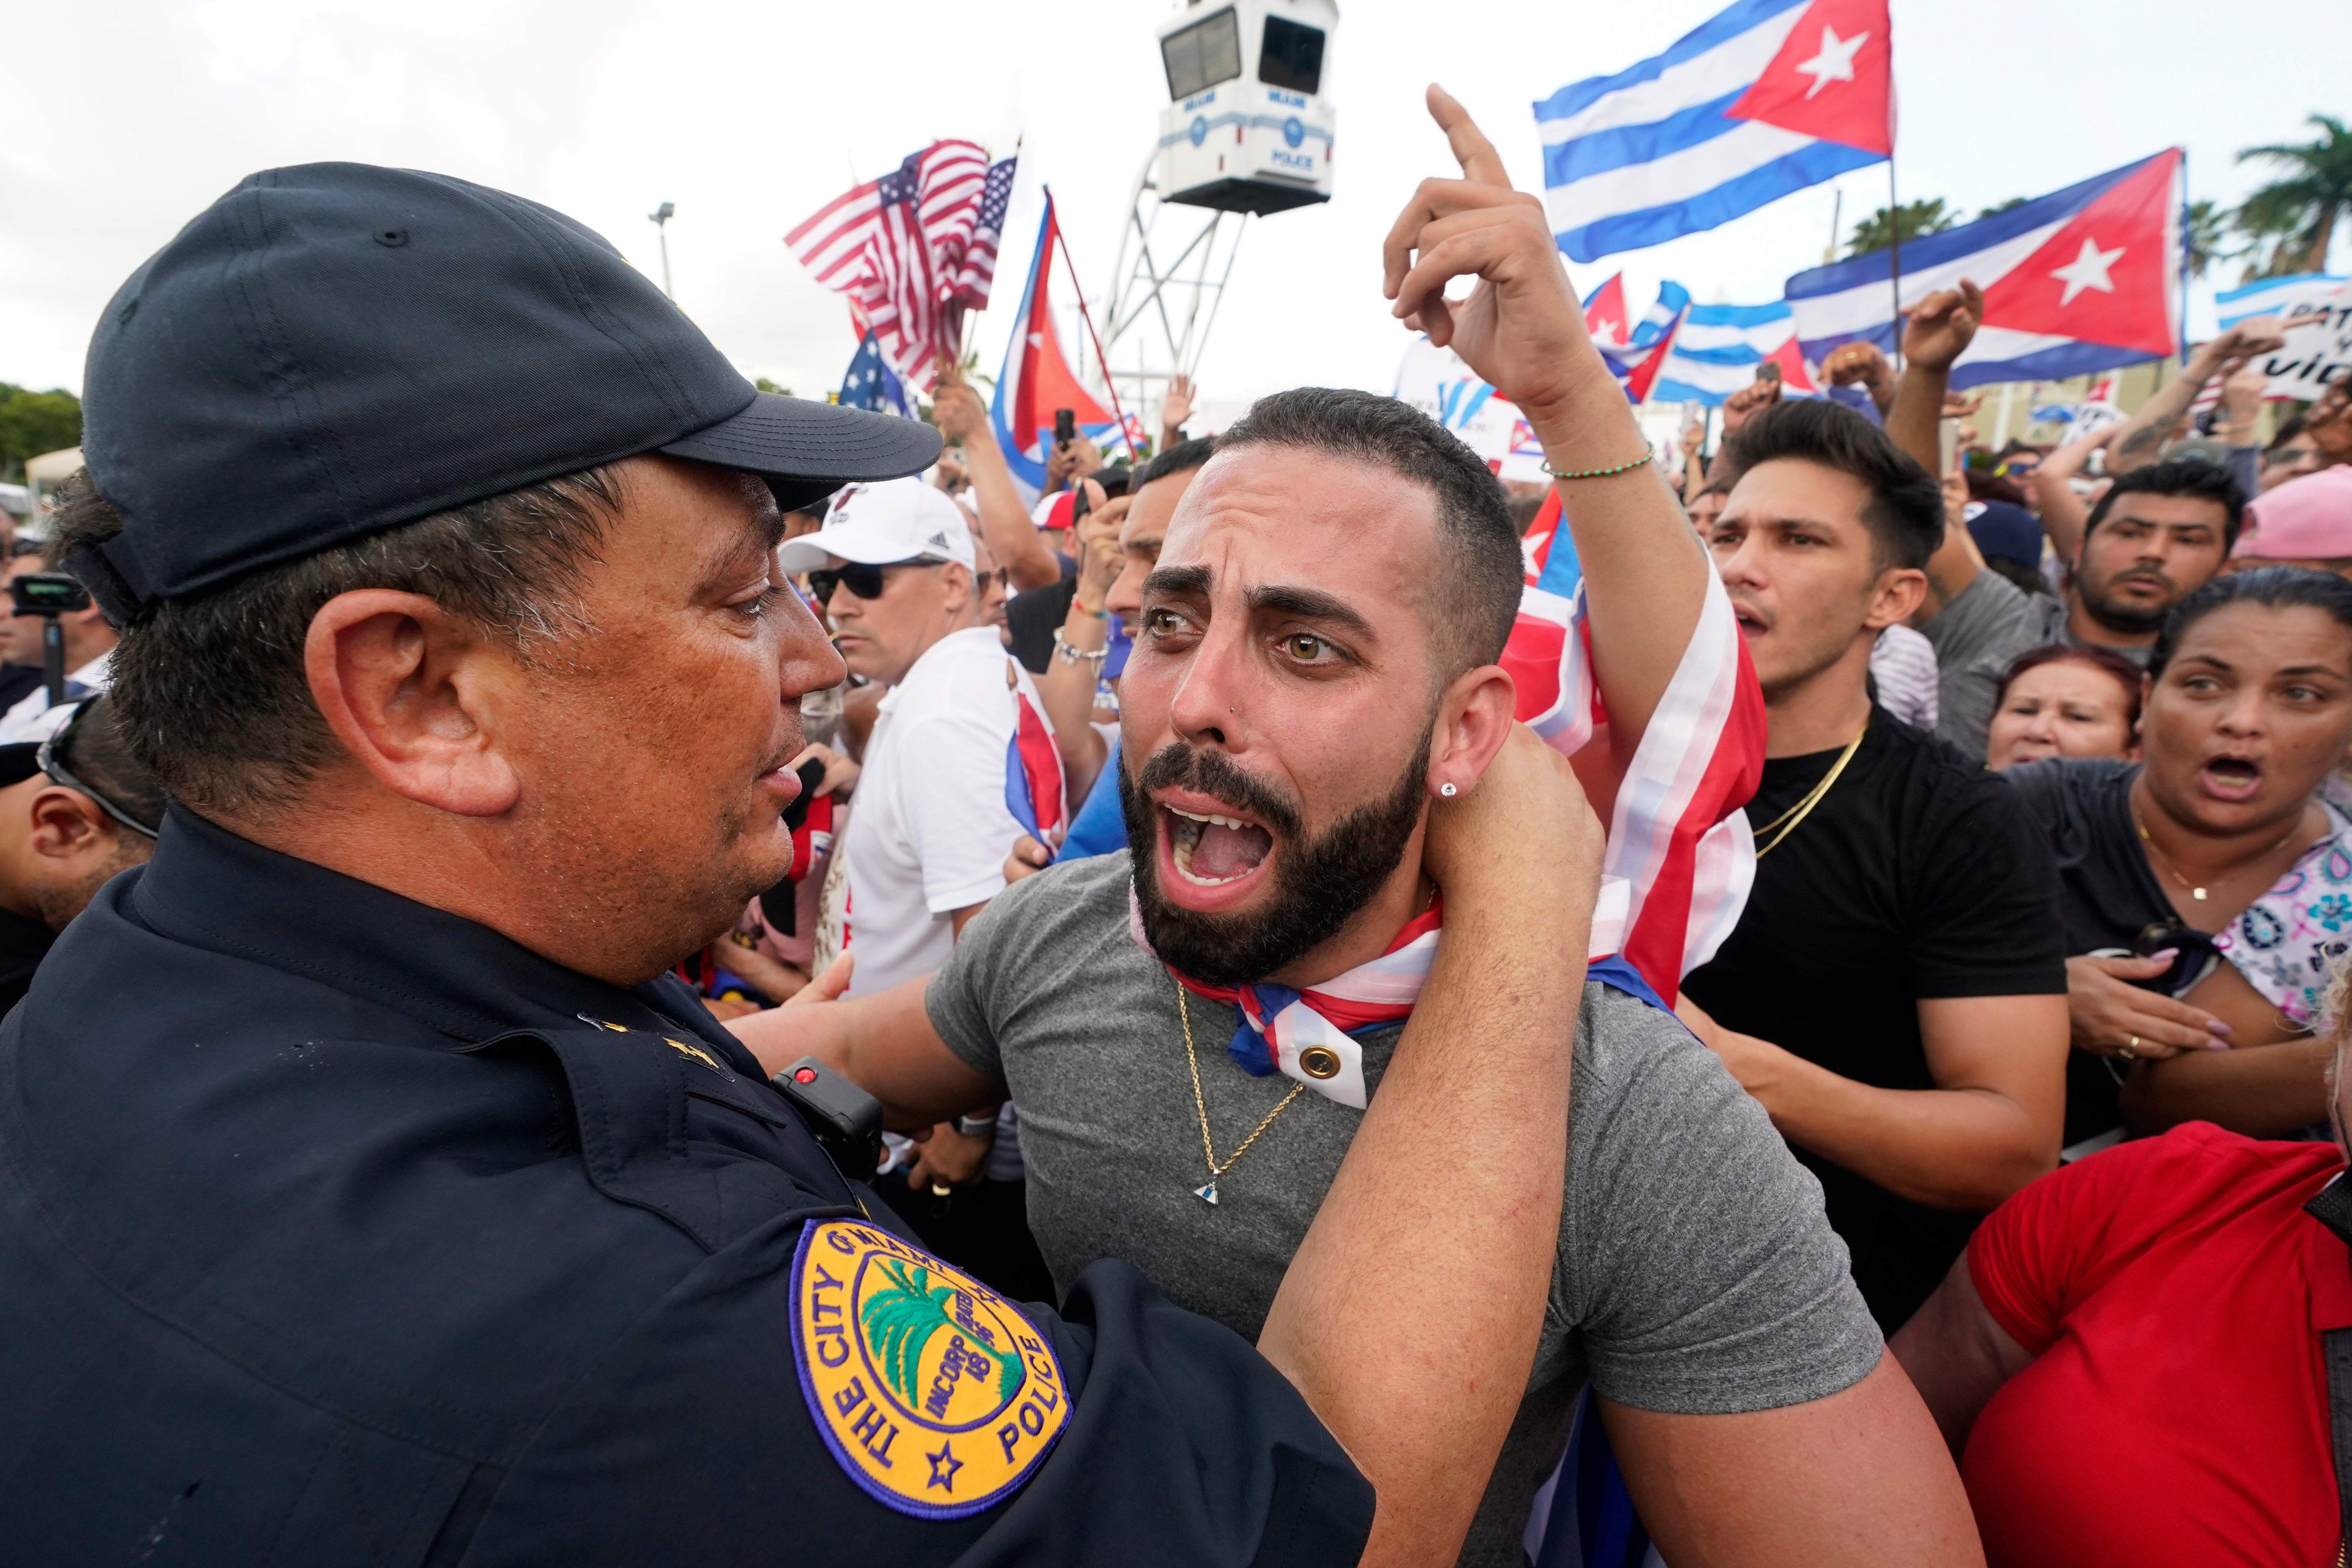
[648, 201, 676, 299]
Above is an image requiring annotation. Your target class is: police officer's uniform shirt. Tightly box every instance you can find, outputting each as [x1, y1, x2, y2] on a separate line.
[928, 852, 1887, 1568]
[0, 810, 1371, 1565]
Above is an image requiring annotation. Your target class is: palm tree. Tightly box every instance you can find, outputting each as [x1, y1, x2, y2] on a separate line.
[1846, 198, 1957, 258]
[2235, 115, 2352, 276]
[2182, 199, 2238, 281]
[860, 1258, 1023, 1409]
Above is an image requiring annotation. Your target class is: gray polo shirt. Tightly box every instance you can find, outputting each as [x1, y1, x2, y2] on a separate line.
[927, 851, 1882, 1567]
[1921, 568, 2152, 763]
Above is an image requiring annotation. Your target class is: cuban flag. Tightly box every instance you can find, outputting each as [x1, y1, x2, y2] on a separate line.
[988, 196, 1124, 505]
[838, 329, 914, 419]
[1585, 279, 1692, 404]
[1536, 0, 1892, 264]
[1787, 149, 2185, 389]
[1652, 299, 1822, 405]
[1003, 681, 1067, 849]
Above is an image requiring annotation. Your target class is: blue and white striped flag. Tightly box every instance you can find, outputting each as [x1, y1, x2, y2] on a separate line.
[1535, 0, 1892, 264]
[1652, 300, 1818, 405]
[2215, 272, 2347, 329]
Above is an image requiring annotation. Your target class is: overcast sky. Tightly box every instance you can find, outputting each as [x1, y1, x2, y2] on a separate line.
[6, 0, 2344, 425]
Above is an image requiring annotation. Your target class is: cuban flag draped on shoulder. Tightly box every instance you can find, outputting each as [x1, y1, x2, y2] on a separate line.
[988, 195, 1124, 506]
[1502, 502, 1765, 999]
[1536, 0, 1892, 263]
[1787, 149, 2185, 389]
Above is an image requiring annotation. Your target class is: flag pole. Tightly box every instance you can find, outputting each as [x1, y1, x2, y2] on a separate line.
[1887, 156, 1904, 371]
[1045, 184, 1140, 464]
[2175, 146, 2191, 370]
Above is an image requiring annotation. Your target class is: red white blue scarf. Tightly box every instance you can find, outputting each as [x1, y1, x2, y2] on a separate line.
[1131, 877, 1631, 1110]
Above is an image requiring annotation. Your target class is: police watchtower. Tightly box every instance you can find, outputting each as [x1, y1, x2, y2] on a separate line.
[1095, 0, 1339, 427]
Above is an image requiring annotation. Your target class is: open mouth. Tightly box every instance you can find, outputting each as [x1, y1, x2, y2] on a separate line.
[1165, 804, 1274, 886]
[1730, 603, 1769, 638]
[2200, 755, 2263, 801]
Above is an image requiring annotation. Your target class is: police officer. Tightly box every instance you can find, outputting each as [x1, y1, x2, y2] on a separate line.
[0, 164, 1599, 1566]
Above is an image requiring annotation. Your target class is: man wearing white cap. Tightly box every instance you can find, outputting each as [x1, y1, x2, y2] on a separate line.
[781, 477, 1065, 999]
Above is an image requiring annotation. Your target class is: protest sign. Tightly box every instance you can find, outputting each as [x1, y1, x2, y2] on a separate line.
[2253, 283, 2352, 402]
[1393, 337, 1548, 482]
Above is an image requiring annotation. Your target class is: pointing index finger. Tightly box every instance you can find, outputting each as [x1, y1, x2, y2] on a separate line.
[1427, 83, 1513, 190]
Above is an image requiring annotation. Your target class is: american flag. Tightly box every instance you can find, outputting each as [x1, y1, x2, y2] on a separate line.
[785, 142, 1016, 393]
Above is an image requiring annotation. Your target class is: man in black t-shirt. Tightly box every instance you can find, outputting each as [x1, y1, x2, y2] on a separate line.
[1678, 399, 2069, 1332]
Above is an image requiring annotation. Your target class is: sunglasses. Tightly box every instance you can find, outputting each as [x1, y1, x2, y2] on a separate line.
[37, 702, 160, 840]
[806, 557, 947, 603]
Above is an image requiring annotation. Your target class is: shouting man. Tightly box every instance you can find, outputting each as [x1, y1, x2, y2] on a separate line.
[741, 88, 1978, 1568]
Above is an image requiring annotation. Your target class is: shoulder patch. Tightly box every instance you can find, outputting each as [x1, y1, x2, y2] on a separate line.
[792, 1217, 1069, 1518]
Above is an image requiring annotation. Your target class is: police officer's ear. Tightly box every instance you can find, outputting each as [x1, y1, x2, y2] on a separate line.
[303, 588, 524, 817]
[26, 785, 118, 866]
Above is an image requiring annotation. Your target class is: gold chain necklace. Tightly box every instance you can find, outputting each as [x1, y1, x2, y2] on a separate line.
[1176, 982, 1306, 1206]
[2132, 805, 2301, 903]
[1753, 726, 1868, 858]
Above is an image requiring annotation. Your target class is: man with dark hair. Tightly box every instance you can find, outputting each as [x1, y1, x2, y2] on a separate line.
[2263, 413, 2324, 492]
[744, 90, 1976, 1568]
[0, 693, 162, 1008]
[1678, 395, 2069, 1333]
[1892, 285, 2244, 760]
[0, 159, 1638, 1568]
[1023, 434, 1219, 867]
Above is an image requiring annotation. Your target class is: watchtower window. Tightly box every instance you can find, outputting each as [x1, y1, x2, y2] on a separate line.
[1257, 16, 1324, 95]
[1162, 9, 1243, 101]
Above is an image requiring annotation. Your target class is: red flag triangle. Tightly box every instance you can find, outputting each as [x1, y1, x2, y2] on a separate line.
[1726, 0, 1893, 157]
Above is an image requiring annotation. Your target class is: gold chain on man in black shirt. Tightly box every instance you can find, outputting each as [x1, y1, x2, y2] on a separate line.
[1753, 727, 1868, 858]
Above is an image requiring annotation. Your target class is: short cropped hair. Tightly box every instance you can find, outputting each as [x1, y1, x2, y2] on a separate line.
[1136, 435, 1218, 490]
[2081, 457, 2246, 550]
[1720, 398, 1944, 572]
[51, 465, 619, 817]
[1215, 388, 1523, 675]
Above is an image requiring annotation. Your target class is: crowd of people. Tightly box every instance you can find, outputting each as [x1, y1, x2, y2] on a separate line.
[7, 83, 2352, 1568]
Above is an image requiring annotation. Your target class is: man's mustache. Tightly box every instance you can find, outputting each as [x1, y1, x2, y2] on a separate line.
[1134, 743, 1303, 841]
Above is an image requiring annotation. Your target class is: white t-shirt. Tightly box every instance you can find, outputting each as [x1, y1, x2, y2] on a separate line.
[0, 649, 113, 744]
[833, 625, 1064, 998]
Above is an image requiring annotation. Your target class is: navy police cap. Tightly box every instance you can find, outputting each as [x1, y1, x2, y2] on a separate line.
[71, 163, 940, 620]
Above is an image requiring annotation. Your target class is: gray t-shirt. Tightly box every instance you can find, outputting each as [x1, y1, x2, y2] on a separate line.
[927, 852, 1882, 1567]
[1921, 568, 2152, 763]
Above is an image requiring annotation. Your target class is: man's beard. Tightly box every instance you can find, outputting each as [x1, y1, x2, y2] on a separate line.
[1119, 734, 1431, 987]
[2076, 567, 2177, 635]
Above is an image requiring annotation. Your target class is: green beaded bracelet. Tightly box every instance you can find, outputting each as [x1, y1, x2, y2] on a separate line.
[1542, 441, 1654, 480]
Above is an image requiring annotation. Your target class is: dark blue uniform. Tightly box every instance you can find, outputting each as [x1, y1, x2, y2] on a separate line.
[0, 811, 1372, 1564]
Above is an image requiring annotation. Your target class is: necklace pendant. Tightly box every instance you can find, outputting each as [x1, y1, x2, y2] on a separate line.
[1193, 1182, 1219, 1206]
[2192, 887, 2208, 900]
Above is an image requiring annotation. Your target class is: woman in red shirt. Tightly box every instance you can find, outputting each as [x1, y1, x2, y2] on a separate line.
[1891, 1089, 2352, 1564]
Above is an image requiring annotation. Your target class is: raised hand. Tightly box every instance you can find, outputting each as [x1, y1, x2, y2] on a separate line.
[931, 378, 987, 443]
[1720, 376, 1782, 436]
[1382, 85, 1599, 421]
[1901, 281, 1983, 374]
[1824, 339, 1893, 390]
[1161, 373, 1196, 440]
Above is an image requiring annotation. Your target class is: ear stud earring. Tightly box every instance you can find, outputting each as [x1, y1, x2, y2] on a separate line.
[1439, 782, 1458, 797]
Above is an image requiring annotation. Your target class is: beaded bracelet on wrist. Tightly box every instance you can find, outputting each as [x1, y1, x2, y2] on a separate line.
[1052, 627, 1110, 665]
[1542, 440, 1655, 480]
